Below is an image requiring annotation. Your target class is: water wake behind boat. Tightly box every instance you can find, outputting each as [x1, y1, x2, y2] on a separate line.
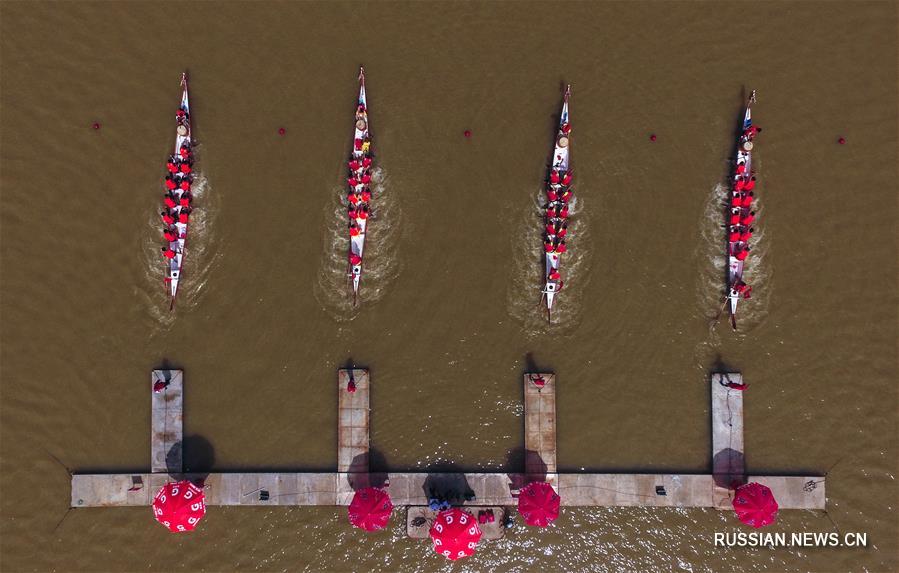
[507, 188, 590, 334]
[314, 167, 401, 320]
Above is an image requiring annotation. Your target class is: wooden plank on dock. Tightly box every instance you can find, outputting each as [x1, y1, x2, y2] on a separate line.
[711, 372, 745, 505]
[71, 472, 824, 509]
[406, 506, 506, 540]
[338, 369, 370, 473]
[151, 370, 183, 474]
[524, 373, 556, 475]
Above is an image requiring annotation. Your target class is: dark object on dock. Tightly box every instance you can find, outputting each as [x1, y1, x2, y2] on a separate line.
[655, 486, 667, 496]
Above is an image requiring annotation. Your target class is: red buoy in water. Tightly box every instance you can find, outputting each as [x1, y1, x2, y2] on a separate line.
[649, 133, 657, 142]
[463, 130, 472, 138]
[838, 137, 846, 145]
[278, 127, 286, 136]
[92, 122, 101, 130]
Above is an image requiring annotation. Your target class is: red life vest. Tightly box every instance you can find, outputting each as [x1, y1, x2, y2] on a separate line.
[544, 243, 553, 253]
[545, 224, 556, 236]
[178, 212, 189, 224]
[164, 196, 176, 208]
[349, 227, 360, 237]
[556, 243, 567, 253]
[547, 190, 558, 201]
[736, 249, 748, 261]
[561, 172, 572, 185]
[744, 179, 756, 191]
[560, 207, 569, 218]
[357, 210, 368, 220]
[361, 174, 371, 184]
[163, 249, 177, 259]
[350, 254, 362, 265]
[550, 171, 560, 184]
[162, 213, 175, 225]
[361, 191, 371, 202]
[179, 163, 191, 174]
[165, 179, 176, 190]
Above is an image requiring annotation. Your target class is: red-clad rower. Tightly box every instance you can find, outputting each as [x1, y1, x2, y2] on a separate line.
[361, 173, 371, 185]
[348, 208, 358, 219]
[547, 189, 558, 202]
[349, 253, 362, 266]
[546, 206, 557, 218]
[349, 225, 361, 237]
[729, 209, 741, 225]
[545, 223, 557, 236]
[558, 224, 568, 238]
[178, 210, 189, 224]
[561, 123, 571, 135]
[176, 109, 186, 120]
[555, 241, 568, 254]
[561, 171, 572, 186]
[560, 189, 573, 202]
[559, 205, 569, 218]
[744, 177, 756, 191]
[736, 247, 749, 261]
[741, 192, 755, 208]
[348, 193, 360, 206]
[550, 170, 560, 185]
[730, 193, 743, 208]
[179, 163, 191, 174]
[743, 125, 761, 139]
[164, 194, 177, 209]
[179, 179, 191, 191]
[163, 228, 178, 242]
[361, 189, 372, 203]
[734, 178, 746, 192]
[736, 161, 746, 175]
[357, 207, 369, 220]
[362, 157, 372, 168]
[167, 161, 178, 173]
[741, 211, 755, 225]
[354, 138, 363, 151]
[161, 211, 175, 225]
[179, 145, 190, 160]
[165, 178, 177, 191]
[548, 268, 561, 281]
[161, 247, 177, 260]
[729, 229, 741, 242]
[179, 194, 192, 208]
[349, 160, 360, 171]
[544, 241, 554, 253]
[740, 228, 753, 243]
[348, 177, 359, 188]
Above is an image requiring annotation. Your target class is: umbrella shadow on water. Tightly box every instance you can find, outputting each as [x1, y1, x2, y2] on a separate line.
[713, 448, 746, 490]
[423, 471, 476, 505]
[166, 434, 215, 485]
[506, 446, 548, 493]
[346, 448, 389, 490]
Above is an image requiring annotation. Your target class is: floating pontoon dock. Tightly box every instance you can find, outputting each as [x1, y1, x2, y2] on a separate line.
[71, 370, 825, 516]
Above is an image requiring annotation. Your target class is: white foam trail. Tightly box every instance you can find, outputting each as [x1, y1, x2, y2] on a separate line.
[314, 166, 401, 320]
[507, 187, 590, 334]
[142, 165, 220, 326]
[696, 178, 770, 334]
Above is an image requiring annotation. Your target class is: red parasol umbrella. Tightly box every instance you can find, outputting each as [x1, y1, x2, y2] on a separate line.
[518, 481, 561, 527]
[732, 482, 778, 528]
[348, 487, 393, 531]
[429, 508, 482, 561]
[152, 480, 206, 532]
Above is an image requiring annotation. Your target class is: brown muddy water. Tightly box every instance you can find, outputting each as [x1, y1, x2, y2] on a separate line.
[0, 1, 896, 572]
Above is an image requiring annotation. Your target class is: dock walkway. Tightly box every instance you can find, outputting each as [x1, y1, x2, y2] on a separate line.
[70, 371, 825, 512]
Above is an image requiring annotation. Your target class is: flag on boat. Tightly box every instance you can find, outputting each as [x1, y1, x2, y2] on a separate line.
[732, 482, 778, 528]
[518, 481, 560, 527]
[347, 487, 393, 531]
[152, 480, 205, 532]
[429, 508, 481, 561]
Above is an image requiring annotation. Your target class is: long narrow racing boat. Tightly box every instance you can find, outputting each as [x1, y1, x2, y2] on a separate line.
[726, 90, 759, 329]
[161, 72, 194, 310]
[346, 67, 373, 305]
[541, 86, 572, 323]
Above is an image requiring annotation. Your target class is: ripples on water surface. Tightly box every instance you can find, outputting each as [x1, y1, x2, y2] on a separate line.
[315, 167, 402, 320]
[0, 1, 896, 572]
